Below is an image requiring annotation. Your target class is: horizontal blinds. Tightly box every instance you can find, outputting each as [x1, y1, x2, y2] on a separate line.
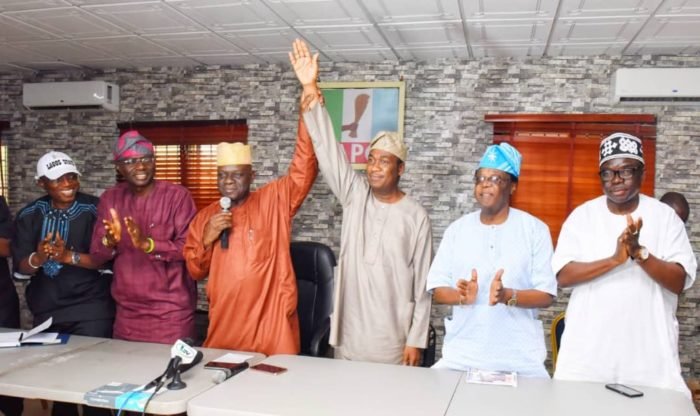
[491, 115, 656, 245]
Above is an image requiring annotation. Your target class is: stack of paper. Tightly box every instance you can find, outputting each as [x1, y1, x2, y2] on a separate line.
[464, 368, 518, 387]
[0, 317, 60, 348]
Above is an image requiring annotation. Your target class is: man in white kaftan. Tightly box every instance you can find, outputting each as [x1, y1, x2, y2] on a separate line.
[291, 39, 432, 365]
[553, 132, 696, 397]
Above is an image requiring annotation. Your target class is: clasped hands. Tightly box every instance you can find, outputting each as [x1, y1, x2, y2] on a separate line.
[456, 269, 507, 306]
[34, 231, 70, 264]
[102, 208, 149, 251]
[613, 214, 645, 263]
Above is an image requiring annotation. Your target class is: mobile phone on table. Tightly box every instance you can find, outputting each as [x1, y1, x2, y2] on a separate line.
[204, 361, 249, 372]
[605, 383, 644, 398]
[251, 363, 287, 375]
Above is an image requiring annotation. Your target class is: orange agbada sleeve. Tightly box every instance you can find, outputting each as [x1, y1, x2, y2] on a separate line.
[283, 115, 318, 217]
[183, 203, 216, 281]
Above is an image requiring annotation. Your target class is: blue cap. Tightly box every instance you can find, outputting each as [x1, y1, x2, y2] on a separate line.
[478, 142, 522, 178]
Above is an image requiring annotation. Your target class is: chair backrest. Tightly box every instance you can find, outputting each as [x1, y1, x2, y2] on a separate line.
[421, 324, 437, 367]
[290, 241, 336, 356]
[550, 312, 566, 370]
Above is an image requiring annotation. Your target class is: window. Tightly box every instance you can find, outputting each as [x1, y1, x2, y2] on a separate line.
[117, 120, 248, 210]
[0, 121, 9, 201]
[485, 114, 656, 244]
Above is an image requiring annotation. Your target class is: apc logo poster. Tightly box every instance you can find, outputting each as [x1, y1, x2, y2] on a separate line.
[319, 81, 405, 169]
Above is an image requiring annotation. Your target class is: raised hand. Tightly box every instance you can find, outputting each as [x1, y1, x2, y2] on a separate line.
[102, 208, 122, 247]
[124, 216, 148, 251]
[289, 39, 319, 88]
[488, 269, 506, 305]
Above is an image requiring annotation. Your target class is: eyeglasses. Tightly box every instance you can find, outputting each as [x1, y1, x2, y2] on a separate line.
[599, 166, 641, 182]
[474, 174, 510, 186]
[117, 156, 154, 166]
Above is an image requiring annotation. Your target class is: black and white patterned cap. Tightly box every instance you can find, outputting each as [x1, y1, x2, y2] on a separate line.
[599, 132, 645, 167]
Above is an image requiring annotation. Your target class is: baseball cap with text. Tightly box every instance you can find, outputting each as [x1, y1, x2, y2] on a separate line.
[35, 151, 81, 180]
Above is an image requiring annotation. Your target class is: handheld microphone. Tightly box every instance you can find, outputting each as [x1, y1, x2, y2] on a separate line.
[211, 362, 250, 384]
[219, 196, 232, 249]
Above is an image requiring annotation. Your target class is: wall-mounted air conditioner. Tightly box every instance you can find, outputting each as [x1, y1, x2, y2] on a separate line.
[22, 81, 120, 111]
[612, 68, 700, 105]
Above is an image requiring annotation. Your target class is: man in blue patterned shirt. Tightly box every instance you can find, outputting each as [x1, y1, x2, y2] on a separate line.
[13, 151, 113, 416]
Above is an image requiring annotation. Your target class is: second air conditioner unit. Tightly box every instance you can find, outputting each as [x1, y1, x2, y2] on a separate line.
[612, 68, 700, 105]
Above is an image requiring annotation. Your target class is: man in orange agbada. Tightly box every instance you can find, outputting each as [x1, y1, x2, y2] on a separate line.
[183, 118, 317, 355]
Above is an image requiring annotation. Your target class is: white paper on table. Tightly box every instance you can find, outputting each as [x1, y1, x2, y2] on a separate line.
[212, 352, 255, 363]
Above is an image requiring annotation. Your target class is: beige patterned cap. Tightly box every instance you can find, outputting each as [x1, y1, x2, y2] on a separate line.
[369, 131, 407, 162]
[217, 142, 252, 166]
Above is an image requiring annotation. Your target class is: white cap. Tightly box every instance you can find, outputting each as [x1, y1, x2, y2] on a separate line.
[36, 151, 81, 180]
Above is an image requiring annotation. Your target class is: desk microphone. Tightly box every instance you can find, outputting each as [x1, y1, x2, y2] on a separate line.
[146, 338, 202, 390]
[211, 362, 250, 384]
[167, 339, 204, 390]
[219, 196, 232, 249]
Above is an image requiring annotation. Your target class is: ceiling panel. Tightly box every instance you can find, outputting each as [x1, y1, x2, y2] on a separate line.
[467, 20, 550, 44]
[656, 0, 700, 15]
[0, 15, 58, 42]
[298, 25, 388, 52]
[16, 60, 83, 70]
[0, 63, 35, 72]
[635, 15, 700, 43]
[361, 0, 460, 24]
[68, 57, 137, 68]
[219, 28, 298, 55]
[382, 21, 465, 48]
[323, 48, 397, 62]
[73, 35, 179, 58]
[460, 0, 559, 20]
[558, 0, 661, 18]
[265, 0, 369, 26]
[473, 44, 546, 58]
[10, 40, 111, 62]
[0, 44, 55, 62]
[69, 0, 160, 5]
[552, 17, 646, 43]
[146, 32, 245, 55]
[0, 0, 71, 12]
[166, 0, 287, 31]
[6, 6, 127, 38]
[395, 45, 469, 60]
[84, 2, 205, 35]
[548, 43, 626, 55]
[626, 42, 700, 55]
[126, 56, 203, 67]
[187, 53, 260, 66]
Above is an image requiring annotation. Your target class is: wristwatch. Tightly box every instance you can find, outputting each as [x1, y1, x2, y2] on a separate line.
[71, 251, 81, 265]
[636, 246, 649, 263]
[507, 289, 517, 307]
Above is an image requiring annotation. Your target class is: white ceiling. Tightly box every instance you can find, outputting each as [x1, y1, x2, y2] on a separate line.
[1, 0, 700, 72]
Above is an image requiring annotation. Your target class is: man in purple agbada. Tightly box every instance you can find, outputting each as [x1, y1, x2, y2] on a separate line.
[90, 130, 197, 343]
